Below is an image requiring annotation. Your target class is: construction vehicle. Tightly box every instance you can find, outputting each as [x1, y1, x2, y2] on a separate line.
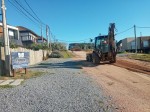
[86, 23, 116, 64]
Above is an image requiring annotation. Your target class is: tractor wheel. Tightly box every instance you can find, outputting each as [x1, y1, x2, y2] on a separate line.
[92, 53, 100, 64]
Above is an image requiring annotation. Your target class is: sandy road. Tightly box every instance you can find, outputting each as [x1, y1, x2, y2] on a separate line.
[73, 51, 150, 112]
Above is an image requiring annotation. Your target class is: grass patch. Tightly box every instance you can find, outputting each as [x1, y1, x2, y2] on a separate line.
[117, 51, 128, 54]
[0, 85, 14, 88]
[49, 50, 75, 58]
[0, 70, 44, 80]
[0, 71, 45, 89]
[128, 53, 150, 61]
[14, 70, 44, 79]
[59, 51, 74, 58]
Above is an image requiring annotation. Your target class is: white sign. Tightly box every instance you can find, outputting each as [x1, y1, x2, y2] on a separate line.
[18, 53, 24, 58]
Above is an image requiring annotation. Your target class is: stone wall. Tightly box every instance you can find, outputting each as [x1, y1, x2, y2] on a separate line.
[0, 47, 51, 75]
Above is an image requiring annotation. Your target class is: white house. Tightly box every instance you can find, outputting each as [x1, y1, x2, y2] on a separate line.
[0, 22, 22, 46]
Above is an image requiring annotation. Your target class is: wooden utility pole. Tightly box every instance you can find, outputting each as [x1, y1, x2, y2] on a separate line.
[41, 24, 43, 42]
[1, 0, 12, 76]
[46, 25, 49, 47]
[49, 29, 52, 50]
[134, 25, 137, 53]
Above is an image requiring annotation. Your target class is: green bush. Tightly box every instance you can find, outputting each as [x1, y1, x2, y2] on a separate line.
[26, 43, 49, 51]
[49, 51, 74, 58]
[49, 51, 63, 58]
[0, 42, 3, 47]
[10, 42, 19, 48]
[51, 42, 67, 51]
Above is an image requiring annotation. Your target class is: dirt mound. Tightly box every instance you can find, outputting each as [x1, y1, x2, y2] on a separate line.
[114, 58, 150, 75]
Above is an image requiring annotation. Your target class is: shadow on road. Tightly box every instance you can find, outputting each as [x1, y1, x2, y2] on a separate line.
[29, 59, 102, 69]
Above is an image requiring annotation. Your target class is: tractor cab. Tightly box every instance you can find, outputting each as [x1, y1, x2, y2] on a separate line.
[94, 35, 109, 53]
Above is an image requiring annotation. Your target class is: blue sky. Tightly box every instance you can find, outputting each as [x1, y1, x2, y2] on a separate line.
[3, 0, 150, 43]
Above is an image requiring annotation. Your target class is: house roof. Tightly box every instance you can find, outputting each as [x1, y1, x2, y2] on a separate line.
[0, 22, 19, 30]
[17, 26, 38, 37]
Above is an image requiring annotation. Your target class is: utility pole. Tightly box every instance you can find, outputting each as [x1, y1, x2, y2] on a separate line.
[1, 0, 11, 76]
[49, 28, 52, 50]
[134, 25, 137, 53]
[41, 24, 43, 42]
[46, 25, 49, 47]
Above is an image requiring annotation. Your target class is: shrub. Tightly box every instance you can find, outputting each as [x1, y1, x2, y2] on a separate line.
[0, 42, 3, 47]
[49, 51, 63, 58]
[26, 43, 49, 51]
[10, 42, 19, 48]
[51, 42, 67, 51]
[49, 51, 74, 58]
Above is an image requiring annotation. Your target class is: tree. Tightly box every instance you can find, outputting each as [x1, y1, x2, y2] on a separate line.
[51, 42, 67, 51]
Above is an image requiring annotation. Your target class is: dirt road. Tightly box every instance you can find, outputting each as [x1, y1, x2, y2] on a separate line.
[73, 51, 150, 112]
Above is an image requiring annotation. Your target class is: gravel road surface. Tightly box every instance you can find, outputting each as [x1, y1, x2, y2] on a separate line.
[0, 58, 112, 112]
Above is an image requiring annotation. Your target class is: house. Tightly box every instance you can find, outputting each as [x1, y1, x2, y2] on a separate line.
[139, 36, 150, 53]
[17, 26, 38, 46]
[0, 22, 22, 46]
[121, 37, 135, 51]
[117, 36, 150, 53]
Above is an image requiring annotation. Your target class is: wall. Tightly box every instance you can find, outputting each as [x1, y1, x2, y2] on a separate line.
[122, 38, 135, 51]
[122, 38, 127, 51]
[0, 47, 51, 75]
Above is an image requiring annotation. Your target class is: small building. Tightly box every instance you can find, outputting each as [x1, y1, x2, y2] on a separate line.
[17, 26, 38, 46]
[121, 37, 135, 51]
[0, 22, 22, 46]
[140, 36, 150, 53]
[117, 36, 150, 53]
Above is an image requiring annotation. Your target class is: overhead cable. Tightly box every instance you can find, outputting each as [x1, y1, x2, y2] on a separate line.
[56, 38, 92, 43]
[13, 0, 41, 23]
[136, 26, 150, 28]
[7, 0, 39, 26]
[115, 26, 134, 35]
[24, 0, 46, 25]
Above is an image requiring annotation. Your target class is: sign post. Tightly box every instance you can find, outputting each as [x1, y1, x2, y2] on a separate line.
[11, 52, 29, 77]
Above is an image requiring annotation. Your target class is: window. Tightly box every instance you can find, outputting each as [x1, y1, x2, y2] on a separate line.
[8, 30, 15, 39]
[22, 36, 28, 41]
[131, 42, 135, 49]
[9, 30, 14, 36]
[95, 38, 100, 49]
[143, 41, 149, 47]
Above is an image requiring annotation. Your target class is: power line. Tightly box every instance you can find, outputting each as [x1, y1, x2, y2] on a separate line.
[8, 0, 49, 33]
[8, 0, 53, 43]
[12, 0, 41, 24]
[115, 26, 134, 35]
[56, 38, 91, 43]
[7, 0, 40, 27]
[24, 0, 46, 25]
[137, 26, 150, 28]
